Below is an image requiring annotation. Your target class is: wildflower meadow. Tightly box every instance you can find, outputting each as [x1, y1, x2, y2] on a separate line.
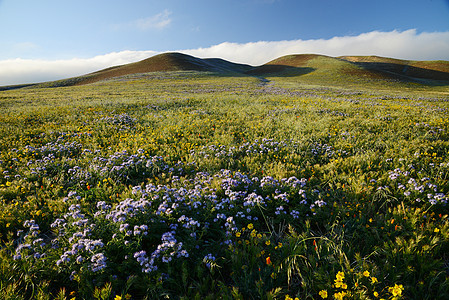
[0, 71, 448, 299]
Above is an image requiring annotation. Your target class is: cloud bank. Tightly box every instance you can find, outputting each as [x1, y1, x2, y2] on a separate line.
[182, 29, 449, 65]
[1, 29, 449, 86]
[0, 50, 157, 86]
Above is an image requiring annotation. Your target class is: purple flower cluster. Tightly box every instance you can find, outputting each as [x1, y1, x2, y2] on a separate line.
[134, 231, 189, 274]
[100, 113, 136, 130]
[311, 142, 348, 160]
[387, 167, 447, 205]
[192, 138, 294, 160]
[90, 253, 107, 272]
[24, 140, 83, 160]
[14, 220, 43, 260]
[90, 151, 171, 183]
[12, 143, 335, 283]
[191, 137, 350, 168]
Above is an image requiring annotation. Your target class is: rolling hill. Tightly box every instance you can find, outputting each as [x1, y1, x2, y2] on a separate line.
[247, 54, 393, 79]
[57, 52, 254, 87]
[339, 55, 449, 82]
[248, 54, 449, 86]
[1, 52, 448, 90]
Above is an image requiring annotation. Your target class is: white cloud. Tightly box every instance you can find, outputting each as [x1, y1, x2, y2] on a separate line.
[114, 10, 172, 31]
[1, 29, 449, 86]
[181, 29, 449, 65]
[0, 50, 157, 86]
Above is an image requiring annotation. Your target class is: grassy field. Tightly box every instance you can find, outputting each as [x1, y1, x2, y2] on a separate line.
[1, 70, 449, 299]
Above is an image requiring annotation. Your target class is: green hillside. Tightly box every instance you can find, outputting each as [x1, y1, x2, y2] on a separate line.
[0, 66, 449, 299]
[249, 54, 449, 93]
[2, 53, 448, 94]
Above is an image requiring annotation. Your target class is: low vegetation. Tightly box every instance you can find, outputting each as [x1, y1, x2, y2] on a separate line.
[0, 66, 449, 299]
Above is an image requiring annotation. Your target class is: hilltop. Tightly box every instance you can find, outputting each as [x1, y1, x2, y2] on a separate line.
[1, 52, 448, 91]
[75, 52, 253, 85]
[249, 54, 449, 86]
[21, 52, 251, 88]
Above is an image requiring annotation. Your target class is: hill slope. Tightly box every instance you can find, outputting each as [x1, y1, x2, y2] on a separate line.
[339, 56, 449, 82]
[247, 54, 449, 88]
[75, 52, 254, 85]
[247, 54, 398, 83]
[37, 52, 253, 87]
[1, 52, 448, 90]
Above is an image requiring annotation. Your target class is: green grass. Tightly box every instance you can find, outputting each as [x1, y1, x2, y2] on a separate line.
[0, 71, 449, 299]
[261, 55, 449, 94]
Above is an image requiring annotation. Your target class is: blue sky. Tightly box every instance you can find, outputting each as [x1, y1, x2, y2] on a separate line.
[1, 0, 449, 85]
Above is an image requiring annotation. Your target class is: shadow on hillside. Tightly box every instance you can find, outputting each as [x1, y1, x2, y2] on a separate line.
[354, 62, 449, 85]
[246, 65, 316, 77]
[0, 84, 37, 91]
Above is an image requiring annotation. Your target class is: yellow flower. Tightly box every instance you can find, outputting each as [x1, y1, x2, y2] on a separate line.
[336, 271, 345, 281]
[334, 291, 347, 300]
[125, 294, 132, 300]
[373, 291, 379, 298]
[114, 296, 122, 300]
[334, 279, 344, 288]
[235, 232, 241, 238]
[247, 223, 254, 230]
[371, 276, 378, 284]
[319, 290, 328, 298]
[388, 284, 403, 297]
[363, 270, 370, 277]
[265, 240, 271, 246]
[434, 228, 440, 233]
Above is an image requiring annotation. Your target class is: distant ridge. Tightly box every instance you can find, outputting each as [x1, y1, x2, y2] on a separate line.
[248, 53, 449, 84]
[246, 54, 320, 74]
[1, 52, 448, 90]
[247, 54, 397, 80]
[7, 52, 253, 89]
[339, 56, 449, 81]
[71, 52, 253, 86]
